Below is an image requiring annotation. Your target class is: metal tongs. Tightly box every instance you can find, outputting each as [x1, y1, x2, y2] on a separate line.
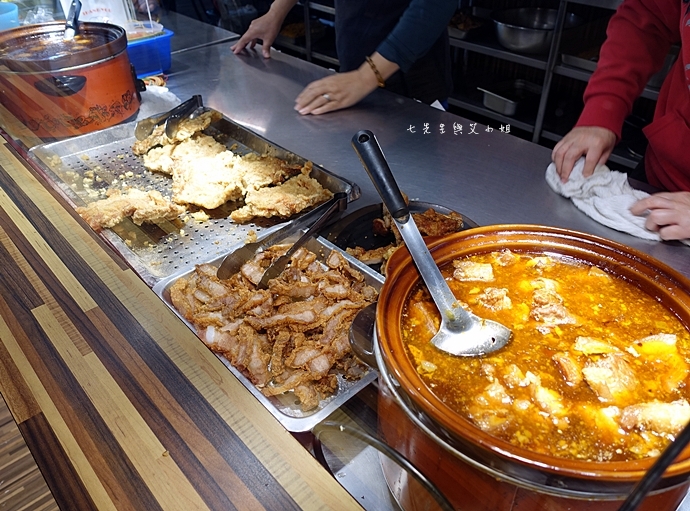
[216, 192, 348, 284]
[257, 192, 347, 289]
[134, 95, 205, 141]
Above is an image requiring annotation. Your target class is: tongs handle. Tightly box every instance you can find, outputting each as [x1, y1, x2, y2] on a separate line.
[257, 192, 348, 289]
[165, 95, 203, 139]
[134, 95, 203, 141]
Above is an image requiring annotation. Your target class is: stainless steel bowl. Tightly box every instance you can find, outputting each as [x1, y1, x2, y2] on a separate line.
[492, 8, 583, 54]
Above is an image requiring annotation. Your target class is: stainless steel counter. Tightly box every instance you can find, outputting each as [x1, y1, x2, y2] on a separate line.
[2, 15, 688, 509]
[160, 40, 690, 511]
[159, 10, 239, 54]
[163, 41, 690, 280]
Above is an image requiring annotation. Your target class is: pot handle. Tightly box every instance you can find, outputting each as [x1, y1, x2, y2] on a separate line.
[34, 75, 86, 97]
[312, 421, 455, 511]
[131, 64, 146, 102]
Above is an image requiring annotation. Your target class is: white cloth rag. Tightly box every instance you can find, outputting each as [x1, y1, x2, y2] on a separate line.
[545, 158, 660, 241]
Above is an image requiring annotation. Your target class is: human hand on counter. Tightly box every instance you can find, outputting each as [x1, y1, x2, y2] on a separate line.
[295, 53, 399, 115]
[295, 70, 377, 115]
[231, 0, 296, 58]
[629, 192, 690, 241]
[551, 126, 617, 182]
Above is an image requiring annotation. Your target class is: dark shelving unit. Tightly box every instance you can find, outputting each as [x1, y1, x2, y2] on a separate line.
[275, 0, 669, 170]
[273, 0, 339, 67]
[446, 0, 674, 169]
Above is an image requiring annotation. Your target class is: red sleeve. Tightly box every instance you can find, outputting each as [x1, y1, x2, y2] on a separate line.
[576, 0, 681, 141]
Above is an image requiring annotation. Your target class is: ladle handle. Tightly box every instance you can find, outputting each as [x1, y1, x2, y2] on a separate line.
[351, 130, 409, 222]
[65, 0, 82, 35]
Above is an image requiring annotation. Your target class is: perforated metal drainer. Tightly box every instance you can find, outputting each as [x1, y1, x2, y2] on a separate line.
[29, 118, 356, 286]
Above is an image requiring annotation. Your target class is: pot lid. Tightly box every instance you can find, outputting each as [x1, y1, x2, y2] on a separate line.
[0, 21, 126, 72]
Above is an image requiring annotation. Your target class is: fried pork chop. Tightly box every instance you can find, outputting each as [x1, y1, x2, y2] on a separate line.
[171, 151, 243, 209]
[143, 133, 227, 174]
[230, 170, 333, 223]
[233, 153, 306, 191]
[169, 246, 376, 411]
[132, 109, 223, 155]
[129, 108, 333, 224]
[170, 150, 317, 211]
[76, 188, 185, 231]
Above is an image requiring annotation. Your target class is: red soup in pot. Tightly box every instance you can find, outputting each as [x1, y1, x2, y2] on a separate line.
[401, 248, 690, 463]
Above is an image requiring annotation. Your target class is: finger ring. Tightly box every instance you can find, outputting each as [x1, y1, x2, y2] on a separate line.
[322, 94, 331, 101]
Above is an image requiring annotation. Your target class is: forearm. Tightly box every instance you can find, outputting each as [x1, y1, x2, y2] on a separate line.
[359, 52, 399, 88]
[376, 0, 456, 71]
[577, 0, 679, 139]
[266, 0, 298, 22]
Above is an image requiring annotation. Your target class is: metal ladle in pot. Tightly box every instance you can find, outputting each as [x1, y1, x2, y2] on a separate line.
[64, 0, 82, 40]
[351, 130, 512, 357]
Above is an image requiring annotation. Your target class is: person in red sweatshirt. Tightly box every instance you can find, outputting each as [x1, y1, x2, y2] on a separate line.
[552, 0, 690, 241]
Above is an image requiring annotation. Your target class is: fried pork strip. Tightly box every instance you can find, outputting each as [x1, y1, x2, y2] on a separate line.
[169, 246, 377, 411]
[75, 188, 185, 231]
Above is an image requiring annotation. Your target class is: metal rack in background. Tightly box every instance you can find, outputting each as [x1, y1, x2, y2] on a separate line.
[447, 0, 665, 170]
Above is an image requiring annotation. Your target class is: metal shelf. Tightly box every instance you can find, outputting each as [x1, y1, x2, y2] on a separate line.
[607, 151, 641, 169]
[565, 0, 622, 9]
[449, 35, 549, 71]
[554, 64, 660, 101]
[283, 2, 339, 66]
[307, 2, 335, 15]
[312, 51, 339, 66]
[274, 40, 307, 56]
[447, 96, 537, 134]
[449, 0, 657, 152]
[273, 40, 339, 66]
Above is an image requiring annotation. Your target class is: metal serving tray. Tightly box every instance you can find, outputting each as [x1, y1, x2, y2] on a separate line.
[152, 235, 382, 432]
[27, 112, 360, 286]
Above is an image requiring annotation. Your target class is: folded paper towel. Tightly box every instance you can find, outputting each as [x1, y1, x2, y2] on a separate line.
[545, 158, 660, 241]
[136, 85, 182, 121]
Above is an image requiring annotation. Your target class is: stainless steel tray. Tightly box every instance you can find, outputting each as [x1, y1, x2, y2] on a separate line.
[477, 79, 542, 117]
[27, 113, 360, 286]
[152, 235, 382, 432]
[324, 201, 479, 275]
[561, 53, 597, 72]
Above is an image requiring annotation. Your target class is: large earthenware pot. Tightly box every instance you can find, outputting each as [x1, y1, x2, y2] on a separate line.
[374, 224, 690, 511]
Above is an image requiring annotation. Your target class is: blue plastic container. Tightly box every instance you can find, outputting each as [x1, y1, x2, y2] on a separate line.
[127, 29, 174, 78]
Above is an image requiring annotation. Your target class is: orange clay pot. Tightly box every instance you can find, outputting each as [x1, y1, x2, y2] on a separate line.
[375, 224, 690, 511]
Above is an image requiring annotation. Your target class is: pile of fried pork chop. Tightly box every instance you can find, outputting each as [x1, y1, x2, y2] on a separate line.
[77, 110, 332, 230]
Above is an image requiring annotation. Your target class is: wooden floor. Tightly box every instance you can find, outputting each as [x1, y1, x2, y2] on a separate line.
[0, 398, 58, 511]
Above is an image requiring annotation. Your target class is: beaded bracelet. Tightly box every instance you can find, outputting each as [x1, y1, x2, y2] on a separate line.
[365, 56, 385, 88]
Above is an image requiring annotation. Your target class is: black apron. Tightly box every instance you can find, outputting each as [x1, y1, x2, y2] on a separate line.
[334, 0, 452, 104]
